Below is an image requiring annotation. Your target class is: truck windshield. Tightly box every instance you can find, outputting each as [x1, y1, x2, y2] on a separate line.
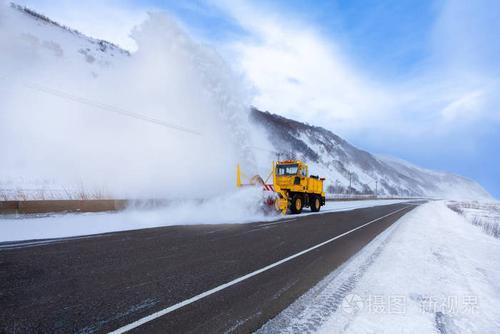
[277, 164, 299, 176]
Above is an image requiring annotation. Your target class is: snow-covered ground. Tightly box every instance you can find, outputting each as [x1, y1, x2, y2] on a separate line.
[0, 192, 412, 242]
[258, 201, 500, 333]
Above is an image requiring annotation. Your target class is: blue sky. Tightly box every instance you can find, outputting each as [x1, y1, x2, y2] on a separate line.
[22, 0, 500, 198]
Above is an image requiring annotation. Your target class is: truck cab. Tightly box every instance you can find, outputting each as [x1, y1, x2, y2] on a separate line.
[273, 160, 326, 214]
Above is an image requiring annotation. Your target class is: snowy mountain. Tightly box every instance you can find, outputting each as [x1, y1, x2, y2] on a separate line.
[250, 109, 492, 200]
[1, 3, 493, 201]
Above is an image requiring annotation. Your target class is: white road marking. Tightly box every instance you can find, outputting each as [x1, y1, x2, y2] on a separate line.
[0, 234, 107, 250]
[259, 219, 296, 227]
[109, 206, 411, 333]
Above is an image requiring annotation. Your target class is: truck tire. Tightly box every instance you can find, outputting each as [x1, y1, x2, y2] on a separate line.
[310, 195, 321, 212]
[290, 194, 303, 214]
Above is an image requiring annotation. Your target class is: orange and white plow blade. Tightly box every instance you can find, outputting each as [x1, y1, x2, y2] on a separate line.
[237, 163, 288, 215]
[261, 189, 287, 215]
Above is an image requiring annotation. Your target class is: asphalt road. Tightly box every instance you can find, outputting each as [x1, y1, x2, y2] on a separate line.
[0, 201, 422, 333]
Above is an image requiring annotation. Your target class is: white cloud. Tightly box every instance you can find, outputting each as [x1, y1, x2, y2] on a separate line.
[211, 0, 500, 141]
[211, 0, 394, 133]
[440, 90, 484, 122]
[428, 0, 500, 125]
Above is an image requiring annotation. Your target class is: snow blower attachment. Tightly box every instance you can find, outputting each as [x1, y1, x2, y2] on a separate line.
[237, 160, 326, 215]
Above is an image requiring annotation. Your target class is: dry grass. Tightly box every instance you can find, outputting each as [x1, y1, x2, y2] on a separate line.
[448, 201, 500, 239]
[0, 186, 108, 201]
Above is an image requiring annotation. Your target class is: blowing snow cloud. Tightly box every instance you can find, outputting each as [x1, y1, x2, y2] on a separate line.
[0, 4, 256, 199]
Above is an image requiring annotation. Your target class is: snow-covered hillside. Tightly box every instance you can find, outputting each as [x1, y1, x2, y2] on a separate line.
[250, 109, 492, 200]
[0, 4, 128, 82]
[0, 3, 493, 201]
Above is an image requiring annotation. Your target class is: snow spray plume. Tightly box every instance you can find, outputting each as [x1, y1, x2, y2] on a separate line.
[0, 5, 256, 199]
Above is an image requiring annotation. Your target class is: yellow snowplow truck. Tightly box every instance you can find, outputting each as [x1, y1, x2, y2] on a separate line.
[237, 159, 326, 214]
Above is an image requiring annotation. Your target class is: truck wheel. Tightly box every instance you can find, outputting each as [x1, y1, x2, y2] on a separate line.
[290, 194, 303, 214]
[310, 196, 321, 212]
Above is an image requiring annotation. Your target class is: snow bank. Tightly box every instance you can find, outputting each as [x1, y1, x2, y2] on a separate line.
[0, 198, 411, 242]
[259, 201, 500, 333]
